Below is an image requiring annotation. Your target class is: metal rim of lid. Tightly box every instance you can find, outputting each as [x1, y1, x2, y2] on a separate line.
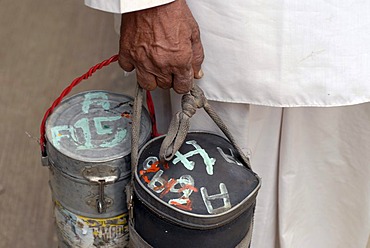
[45, 90, 152, 163]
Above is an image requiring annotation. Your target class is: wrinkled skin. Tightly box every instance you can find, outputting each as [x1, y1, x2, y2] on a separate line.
[119, 0, 204, 94]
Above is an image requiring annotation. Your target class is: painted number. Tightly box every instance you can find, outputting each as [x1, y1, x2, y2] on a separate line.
[50, 92, 128, 150]
[173, 140, 216, 175]
[140, 156, 198, 211]
[201, 183, 231, 214]
[141, 141, 240, 214]
[217, 147, 243, 166]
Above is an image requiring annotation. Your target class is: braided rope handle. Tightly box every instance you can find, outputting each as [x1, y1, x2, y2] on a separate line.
[159, 85, 251, 169]
[127, 85, 144, 226]
[127, 84, 253, 228]
[39, 55, 159, 156]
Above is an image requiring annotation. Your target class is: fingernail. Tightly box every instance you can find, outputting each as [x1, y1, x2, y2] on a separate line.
[196, 69, 204, 79]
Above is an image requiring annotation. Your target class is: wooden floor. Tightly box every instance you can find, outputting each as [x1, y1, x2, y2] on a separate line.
[0, 0, 134, 247]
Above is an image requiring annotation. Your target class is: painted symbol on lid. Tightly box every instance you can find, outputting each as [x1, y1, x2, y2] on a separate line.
[50, 92, 131, 151]
[140, 139, 246, 214]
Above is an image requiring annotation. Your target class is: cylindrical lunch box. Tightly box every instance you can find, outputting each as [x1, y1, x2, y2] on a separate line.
[44, 90, 151, 247]
[131, 132, 261, 248]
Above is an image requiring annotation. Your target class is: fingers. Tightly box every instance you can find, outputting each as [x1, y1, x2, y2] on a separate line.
[120, 53, 197, 94]
[173, 67, 194, 94]
[191, 24, 205, 79]
[156, 74, 172, 89]
[118, 54, 135, 72]
[136, 67, 157, 91]
[134, 65, 195, 93]
[192, 43, 204, 79]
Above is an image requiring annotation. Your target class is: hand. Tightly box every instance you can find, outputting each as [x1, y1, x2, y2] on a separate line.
[119, 0, 204, 94]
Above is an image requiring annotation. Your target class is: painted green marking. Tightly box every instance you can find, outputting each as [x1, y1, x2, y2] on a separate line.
[100, 128, 127, 148]
[94, 116, 122, 135]
[51, 91, 129, 151]
[74, 118, 93, 149]
[50, 125, 75, 149]
[82, 92, 110, 114]
[173, 140, 216, 175]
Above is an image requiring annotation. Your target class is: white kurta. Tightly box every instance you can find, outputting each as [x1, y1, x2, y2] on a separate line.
[84, 0, 174, 13]
[84, 1, 370, 247]
[86, 0, 370, 107]
[188, 0, 370, 107]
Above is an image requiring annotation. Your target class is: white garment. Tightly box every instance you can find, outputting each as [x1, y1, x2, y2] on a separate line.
[84, 0, 173, 13]
[87, 0, 370, 107]
[188, 0, 370, 107]
[85, 1, 370, 247]
[172, 100, 370, 248]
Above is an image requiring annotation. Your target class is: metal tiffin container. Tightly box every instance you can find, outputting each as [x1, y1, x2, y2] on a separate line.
[43, 90, 151, 247]
[130, 132, 261, 248]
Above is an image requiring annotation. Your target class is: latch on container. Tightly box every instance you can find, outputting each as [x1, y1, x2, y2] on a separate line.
[83, 165, 120, 214]
[41, 154, 50, 166]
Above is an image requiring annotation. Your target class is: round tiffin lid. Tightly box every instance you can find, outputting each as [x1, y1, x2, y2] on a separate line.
[46, 91, 151, 162]
[136, 132, 260, 216]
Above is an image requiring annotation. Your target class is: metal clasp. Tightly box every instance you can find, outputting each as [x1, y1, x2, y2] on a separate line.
[83, 165, 120, 214]
[125, 184, 134, 225]
[41, 154, 50, 167]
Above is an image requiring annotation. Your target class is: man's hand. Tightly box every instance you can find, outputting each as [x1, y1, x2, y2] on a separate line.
[119, 0, 204, 94]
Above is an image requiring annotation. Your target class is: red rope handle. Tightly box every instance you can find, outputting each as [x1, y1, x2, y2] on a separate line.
[40, 54, 159, 156]
[146, 90, 161, 137]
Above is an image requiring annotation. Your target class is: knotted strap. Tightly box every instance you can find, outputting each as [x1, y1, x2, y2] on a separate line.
[128, 84, 254, 247]
[159, 84, 251, 169]
[158, 85, 206, 162]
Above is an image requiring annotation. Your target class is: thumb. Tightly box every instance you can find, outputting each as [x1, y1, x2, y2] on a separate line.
[191, 25, 205, 79]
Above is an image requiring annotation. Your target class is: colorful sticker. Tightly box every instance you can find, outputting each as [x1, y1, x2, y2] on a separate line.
[54, 203, 129, 248]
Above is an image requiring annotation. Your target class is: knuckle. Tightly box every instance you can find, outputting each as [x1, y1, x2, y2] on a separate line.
[138, 81, 157, 91]
[174, 80, 193, 94]
[193, 52, 204, 65]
